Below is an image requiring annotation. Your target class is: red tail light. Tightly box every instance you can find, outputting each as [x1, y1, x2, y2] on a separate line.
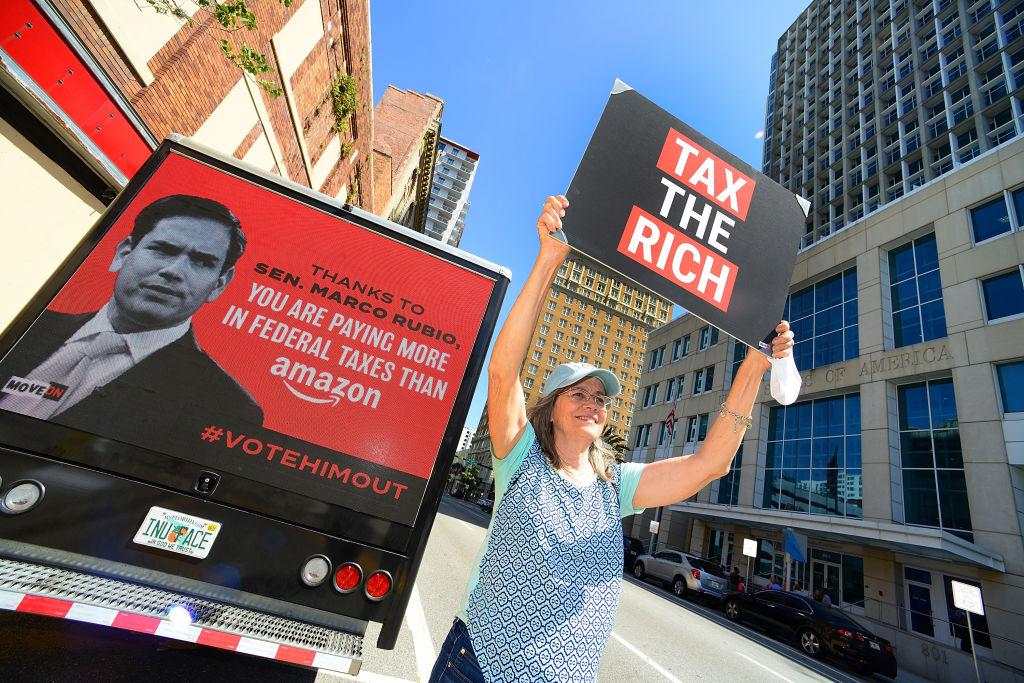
[691, 569, 701, 581]
[333, 563, 362, 594]
[365, 570, 393, 601]
[884, 643, 894, 653]
[836, 628, 866, 642]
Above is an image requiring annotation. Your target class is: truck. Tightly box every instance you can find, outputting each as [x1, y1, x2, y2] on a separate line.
[0, 136, 509, 675]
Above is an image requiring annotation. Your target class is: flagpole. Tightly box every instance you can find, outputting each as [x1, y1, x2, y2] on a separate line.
[649, 399, 678, 556]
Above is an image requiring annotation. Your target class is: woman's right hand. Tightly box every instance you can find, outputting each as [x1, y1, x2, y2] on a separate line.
[536, 195, 571, 258]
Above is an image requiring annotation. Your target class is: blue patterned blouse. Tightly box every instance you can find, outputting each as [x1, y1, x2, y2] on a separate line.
[460, 423, 646, 682]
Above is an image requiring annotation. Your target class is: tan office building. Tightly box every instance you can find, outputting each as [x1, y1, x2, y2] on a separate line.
[628, 137, 1024, 682]
[468, 253, 673, 485]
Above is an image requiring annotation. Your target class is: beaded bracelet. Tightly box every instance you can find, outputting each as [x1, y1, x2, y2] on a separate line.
[719, 403, 753, 433]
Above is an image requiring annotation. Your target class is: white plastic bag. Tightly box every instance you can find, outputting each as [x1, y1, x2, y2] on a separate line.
[769, 354, 802, 405]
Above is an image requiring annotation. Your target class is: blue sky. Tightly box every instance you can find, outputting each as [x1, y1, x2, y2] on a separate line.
[370, 1, 810, 433]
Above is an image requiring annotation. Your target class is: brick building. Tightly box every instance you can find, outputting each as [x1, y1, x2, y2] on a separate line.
[372, 85, 443, 231]
[0, 0, 373, 330]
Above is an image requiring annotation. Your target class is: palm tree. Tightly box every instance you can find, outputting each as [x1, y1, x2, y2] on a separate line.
[602, 425, 627, 463]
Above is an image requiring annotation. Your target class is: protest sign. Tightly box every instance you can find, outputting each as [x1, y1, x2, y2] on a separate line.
[562, 81, 808, 350]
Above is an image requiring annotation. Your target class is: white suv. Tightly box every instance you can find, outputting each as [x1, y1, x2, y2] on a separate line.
[632, 550, 729, 601]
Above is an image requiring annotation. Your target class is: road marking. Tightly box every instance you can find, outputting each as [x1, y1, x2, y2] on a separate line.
[735, 651, 795, 682]
[610, 632, 683, 683]
[406, 586, 435, 683]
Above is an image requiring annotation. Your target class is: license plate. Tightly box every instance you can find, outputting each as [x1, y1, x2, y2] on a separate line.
[133, 506, 222, 559]
[870, 641, 881, 651]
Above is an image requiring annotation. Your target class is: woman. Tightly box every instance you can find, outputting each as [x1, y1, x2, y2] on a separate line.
[429, 195, 795, 682]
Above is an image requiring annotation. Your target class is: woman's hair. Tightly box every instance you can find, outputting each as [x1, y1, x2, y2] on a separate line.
[526, 384, 617, 481]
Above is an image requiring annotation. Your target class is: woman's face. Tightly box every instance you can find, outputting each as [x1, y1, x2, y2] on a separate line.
[551, 377, 608, 441]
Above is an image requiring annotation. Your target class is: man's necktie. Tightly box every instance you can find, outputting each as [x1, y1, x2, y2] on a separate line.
[0, 331, 130, 420]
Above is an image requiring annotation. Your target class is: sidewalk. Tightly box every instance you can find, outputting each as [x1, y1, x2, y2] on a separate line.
[891, 668, 934, 683]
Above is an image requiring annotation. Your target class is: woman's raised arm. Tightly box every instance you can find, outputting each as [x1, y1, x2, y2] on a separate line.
[487, 195, 571, 459]
[631, 322, 795, 508]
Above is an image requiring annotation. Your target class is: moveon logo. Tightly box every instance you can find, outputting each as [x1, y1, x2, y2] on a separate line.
[2, 376, 68, 402]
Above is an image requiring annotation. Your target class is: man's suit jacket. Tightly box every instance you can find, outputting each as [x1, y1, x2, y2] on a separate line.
[0, 310, 263, 450]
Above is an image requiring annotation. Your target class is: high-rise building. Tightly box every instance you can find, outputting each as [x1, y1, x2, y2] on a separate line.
[629, 7, 1024, 672]
[472, 254, 673, 485]
[763, 0, 1024, 250]
[424, 137, 479, 247]
[458, 427, 475, 452]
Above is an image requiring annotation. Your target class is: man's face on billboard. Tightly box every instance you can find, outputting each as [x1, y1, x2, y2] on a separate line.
[108, 216, 235, 332]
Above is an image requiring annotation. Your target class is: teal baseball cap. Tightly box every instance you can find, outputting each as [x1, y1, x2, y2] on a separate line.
[540, 362, 622, 398]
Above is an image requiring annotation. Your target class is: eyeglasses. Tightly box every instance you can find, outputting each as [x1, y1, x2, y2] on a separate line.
[563, 388, 612, 410]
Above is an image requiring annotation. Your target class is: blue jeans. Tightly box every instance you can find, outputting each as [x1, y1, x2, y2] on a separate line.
[428, 618, 485, 683]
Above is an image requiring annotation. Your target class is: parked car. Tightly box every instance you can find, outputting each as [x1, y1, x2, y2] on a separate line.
[721, 590, 897, 678]
[623, 535, 644, 572]
[632, 549, 729, 601]
[476, 498, 494, 513]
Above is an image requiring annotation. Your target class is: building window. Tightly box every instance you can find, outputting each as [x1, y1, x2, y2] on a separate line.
[997, 361, 1024, 413]
[657, 421, 669, 446]
[969, 187, 1024, 243]
[981, 266, 1024, 322]
[648, 345, 666, 370]
[693, 365, 715, 395]
[642, 383, 660, 408]
[698, 325, 719, 351]
[763, 393, 863, 518]
[786, 267, 858, 370]
[889, 234, 946, 347]
[714, 445, 743, 505]
[682, 334, 691, 356]
[898, 378, 973, 540]
[527, 363, 538, 374]
[523, 377, 534, 389]
[672, 338, 683, 361]
[665, 377, 677, 403]
[665, 374, 684, 401]
[634, 424, 651, 448]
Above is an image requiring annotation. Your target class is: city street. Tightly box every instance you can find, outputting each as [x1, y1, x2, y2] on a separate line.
[0, 495, 923, 682]
[319, 496, 895, 683]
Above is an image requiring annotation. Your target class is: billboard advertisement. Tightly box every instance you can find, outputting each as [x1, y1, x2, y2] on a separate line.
[0, 150, 499, 525]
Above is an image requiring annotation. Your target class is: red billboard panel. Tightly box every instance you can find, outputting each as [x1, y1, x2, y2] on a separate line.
[0, 152, 497, 524]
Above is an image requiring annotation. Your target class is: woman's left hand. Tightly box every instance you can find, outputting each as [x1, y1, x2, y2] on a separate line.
[768, 320, 795, 359]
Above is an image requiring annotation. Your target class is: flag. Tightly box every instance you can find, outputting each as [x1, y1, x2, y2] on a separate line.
[665, 404, 676, 442]
[784, 527, 807, 563]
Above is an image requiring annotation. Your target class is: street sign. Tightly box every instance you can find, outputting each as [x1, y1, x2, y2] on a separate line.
[562, 80, 807, 351]
[742, 538, 757, 558]
[649, 520, 660, 534]
[951, 580, 985, 615]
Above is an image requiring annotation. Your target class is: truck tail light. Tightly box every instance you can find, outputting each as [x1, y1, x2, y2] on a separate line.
[333, 563, 362, 594]
[365, 570, 392, 601]
[690, 569, 701, 581]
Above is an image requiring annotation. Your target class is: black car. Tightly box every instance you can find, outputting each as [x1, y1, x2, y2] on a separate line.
[623, 535, 644, 572]
[722, 590, 897, 678]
